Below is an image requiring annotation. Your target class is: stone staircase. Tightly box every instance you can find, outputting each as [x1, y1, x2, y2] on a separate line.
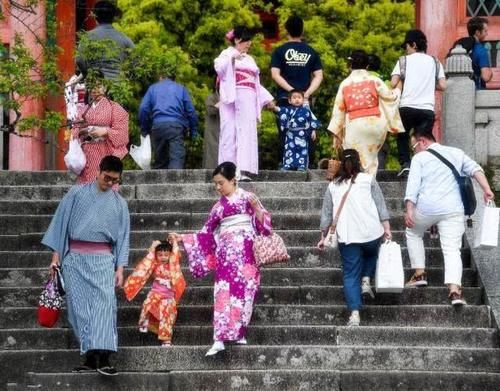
[0, 169, 499, 390]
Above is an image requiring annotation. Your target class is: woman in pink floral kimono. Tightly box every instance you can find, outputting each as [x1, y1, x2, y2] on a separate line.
[173, 161, 272, 356]
[215, 26, 274, 180]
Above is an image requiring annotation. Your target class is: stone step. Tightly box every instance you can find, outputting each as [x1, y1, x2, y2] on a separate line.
[2, 346, 500, 379]
[0, 305, 492, 329]
[0, 247, 472, 269]
[0, 197, 406, 215]
[0, 169, 402, 186]
[0, 286, 483, 308]
[0, 211, 408, 234]
[19, 369, 500, 391]
[19, 370, 500, 391]
[0, 267, 477, 288]
[0, 230, 448, 251]
[0, 181, 406, 201]
[2, 325, 497, 350]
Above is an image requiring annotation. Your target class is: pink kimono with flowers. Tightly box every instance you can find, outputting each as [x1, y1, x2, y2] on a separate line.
[183, 188, 272, 342]
[215, 47, 274, 174]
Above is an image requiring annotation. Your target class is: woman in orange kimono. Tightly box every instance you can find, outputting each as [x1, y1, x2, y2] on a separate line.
[328, 50, 403, 174]
[124, 239, 186, 346]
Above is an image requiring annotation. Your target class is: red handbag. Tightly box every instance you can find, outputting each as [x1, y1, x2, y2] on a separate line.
[253, 233, 290, 267]
[37, 278, 63, 328]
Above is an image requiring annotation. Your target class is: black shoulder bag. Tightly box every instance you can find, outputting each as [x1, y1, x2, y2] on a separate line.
[427, 149, 477, 223]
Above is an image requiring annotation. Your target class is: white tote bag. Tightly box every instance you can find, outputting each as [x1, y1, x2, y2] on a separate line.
[474, 201, 499, 248]
[130, 135, 152, 170]
[375, 240, 404, 293]
[64, 138, 86, 175]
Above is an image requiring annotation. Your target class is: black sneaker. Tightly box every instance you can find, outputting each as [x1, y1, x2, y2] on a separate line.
[97, 366, 118, 376]
[72, 365, 96, 373]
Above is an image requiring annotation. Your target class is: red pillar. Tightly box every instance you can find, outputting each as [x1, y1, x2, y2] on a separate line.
[416, 0, 459, 142]
[8, 1, 46, 170]
[52, 0, 76, 169]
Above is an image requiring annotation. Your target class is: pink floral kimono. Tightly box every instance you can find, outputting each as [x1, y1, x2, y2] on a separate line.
[182, 188, 272, 342]
[215, 47, 274, 174]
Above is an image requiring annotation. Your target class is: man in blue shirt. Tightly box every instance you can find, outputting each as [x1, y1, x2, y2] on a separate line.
[467, 16, 492, 90]
[403, 129, 494, 306]
[139, 73, 199, 169]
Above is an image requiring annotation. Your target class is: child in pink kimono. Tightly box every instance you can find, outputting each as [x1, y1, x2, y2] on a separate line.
[214, 26, 274, 180]
[124, 238, 186, 346]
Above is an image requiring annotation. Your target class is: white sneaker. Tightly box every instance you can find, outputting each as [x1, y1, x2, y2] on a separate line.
[361, 278, 375, 299]
[347, 311, 360, 326]
[235, 338, 247, 345]
[139, 326, 148, 333]
[205, 341, 225, 356]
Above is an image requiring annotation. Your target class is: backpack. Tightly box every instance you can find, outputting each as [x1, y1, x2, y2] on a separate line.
[398, 55, 441, 85]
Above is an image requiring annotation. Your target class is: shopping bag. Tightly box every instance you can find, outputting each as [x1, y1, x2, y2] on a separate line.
[130, 135, 152, 170]
[474, 201, 499, 248]
[254, 233, 290, 267]
[64, 138, 86, 175]
[37, 278, 63, 328]
[375, 240, 404, 293]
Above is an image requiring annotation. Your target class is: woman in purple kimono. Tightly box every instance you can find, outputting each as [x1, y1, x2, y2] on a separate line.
[173, 161, 272, 356]
[215, 26, 274, 180]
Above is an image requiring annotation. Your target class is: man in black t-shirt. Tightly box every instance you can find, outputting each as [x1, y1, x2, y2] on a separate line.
[270, 16, 323, 168]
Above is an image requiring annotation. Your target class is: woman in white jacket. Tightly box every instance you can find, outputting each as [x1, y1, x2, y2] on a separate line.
[317, 149, 392, 326]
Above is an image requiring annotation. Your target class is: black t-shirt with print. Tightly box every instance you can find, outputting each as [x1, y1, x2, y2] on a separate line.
[270, 41, 323, 99]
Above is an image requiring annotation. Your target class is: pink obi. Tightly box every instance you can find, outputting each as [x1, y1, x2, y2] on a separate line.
[69, 239, 112, 254]
[152, 281, 175, 299]
[236, 69, 256, 89]
[342, 80, 380, 120]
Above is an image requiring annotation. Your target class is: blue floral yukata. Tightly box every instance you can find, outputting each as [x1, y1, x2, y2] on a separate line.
[277, 106, 320, 171]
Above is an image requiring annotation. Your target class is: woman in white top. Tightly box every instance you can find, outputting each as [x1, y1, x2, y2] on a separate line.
[317, 149, 392, 326]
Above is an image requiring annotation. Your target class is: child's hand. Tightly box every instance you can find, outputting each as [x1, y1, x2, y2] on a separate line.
[149, 240, 161, 252]
[168, 233, 182, 243]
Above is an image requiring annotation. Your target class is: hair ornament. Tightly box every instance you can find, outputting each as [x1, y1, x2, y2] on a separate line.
[225, 29, 235, 41]
[235, 167, 242, 182]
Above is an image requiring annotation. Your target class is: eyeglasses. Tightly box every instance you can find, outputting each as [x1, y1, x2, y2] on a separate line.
[411, 141, 420, 151]
[102, 174, 121, 184]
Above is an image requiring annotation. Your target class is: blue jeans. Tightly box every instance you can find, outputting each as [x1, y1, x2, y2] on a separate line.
[151, 122, 185, 169]
[339, 237, 382, 311]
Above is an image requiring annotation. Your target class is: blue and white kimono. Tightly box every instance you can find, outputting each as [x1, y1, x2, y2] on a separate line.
[42, 182, 130, 354]
[277, 106, 321, 170]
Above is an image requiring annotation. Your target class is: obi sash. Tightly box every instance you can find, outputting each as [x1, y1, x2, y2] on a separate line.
[343, 80, 381, 120]
[236, 69, 256, 89]
[69, 239, 112, 254]
[151, 280, 175, 299]
[216, 214, 253, 243]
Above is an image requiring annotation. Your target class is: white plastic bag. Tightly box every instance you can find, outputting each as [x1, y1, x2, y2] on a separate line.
[64, 138, 86, 175]
[130, 135, 151, 170]
[474, 201, 499, 248]
[375, 240, 404, 293]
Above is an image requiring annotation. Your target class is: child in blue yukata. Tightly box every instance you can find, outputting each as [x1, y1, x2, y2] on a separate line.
[273, 90, 321, 171]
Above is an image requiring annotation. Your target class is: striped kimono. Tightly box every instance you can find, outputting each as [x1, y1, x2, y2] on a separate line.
[124, 246, 186, 342]
[72, 98, 129, 184]
[183, 188, 272, 342]
[41, 182, 130, 354]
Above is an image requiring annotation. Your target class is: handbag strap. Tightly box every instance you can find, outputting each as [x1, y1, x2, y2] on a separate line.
[426, 148, 461, 181]
[330, 180, 353, 231]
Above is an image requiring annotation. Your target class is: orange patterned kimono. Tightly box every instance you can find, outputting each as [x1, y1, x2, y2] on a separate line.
[124, 245, 186, 342]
